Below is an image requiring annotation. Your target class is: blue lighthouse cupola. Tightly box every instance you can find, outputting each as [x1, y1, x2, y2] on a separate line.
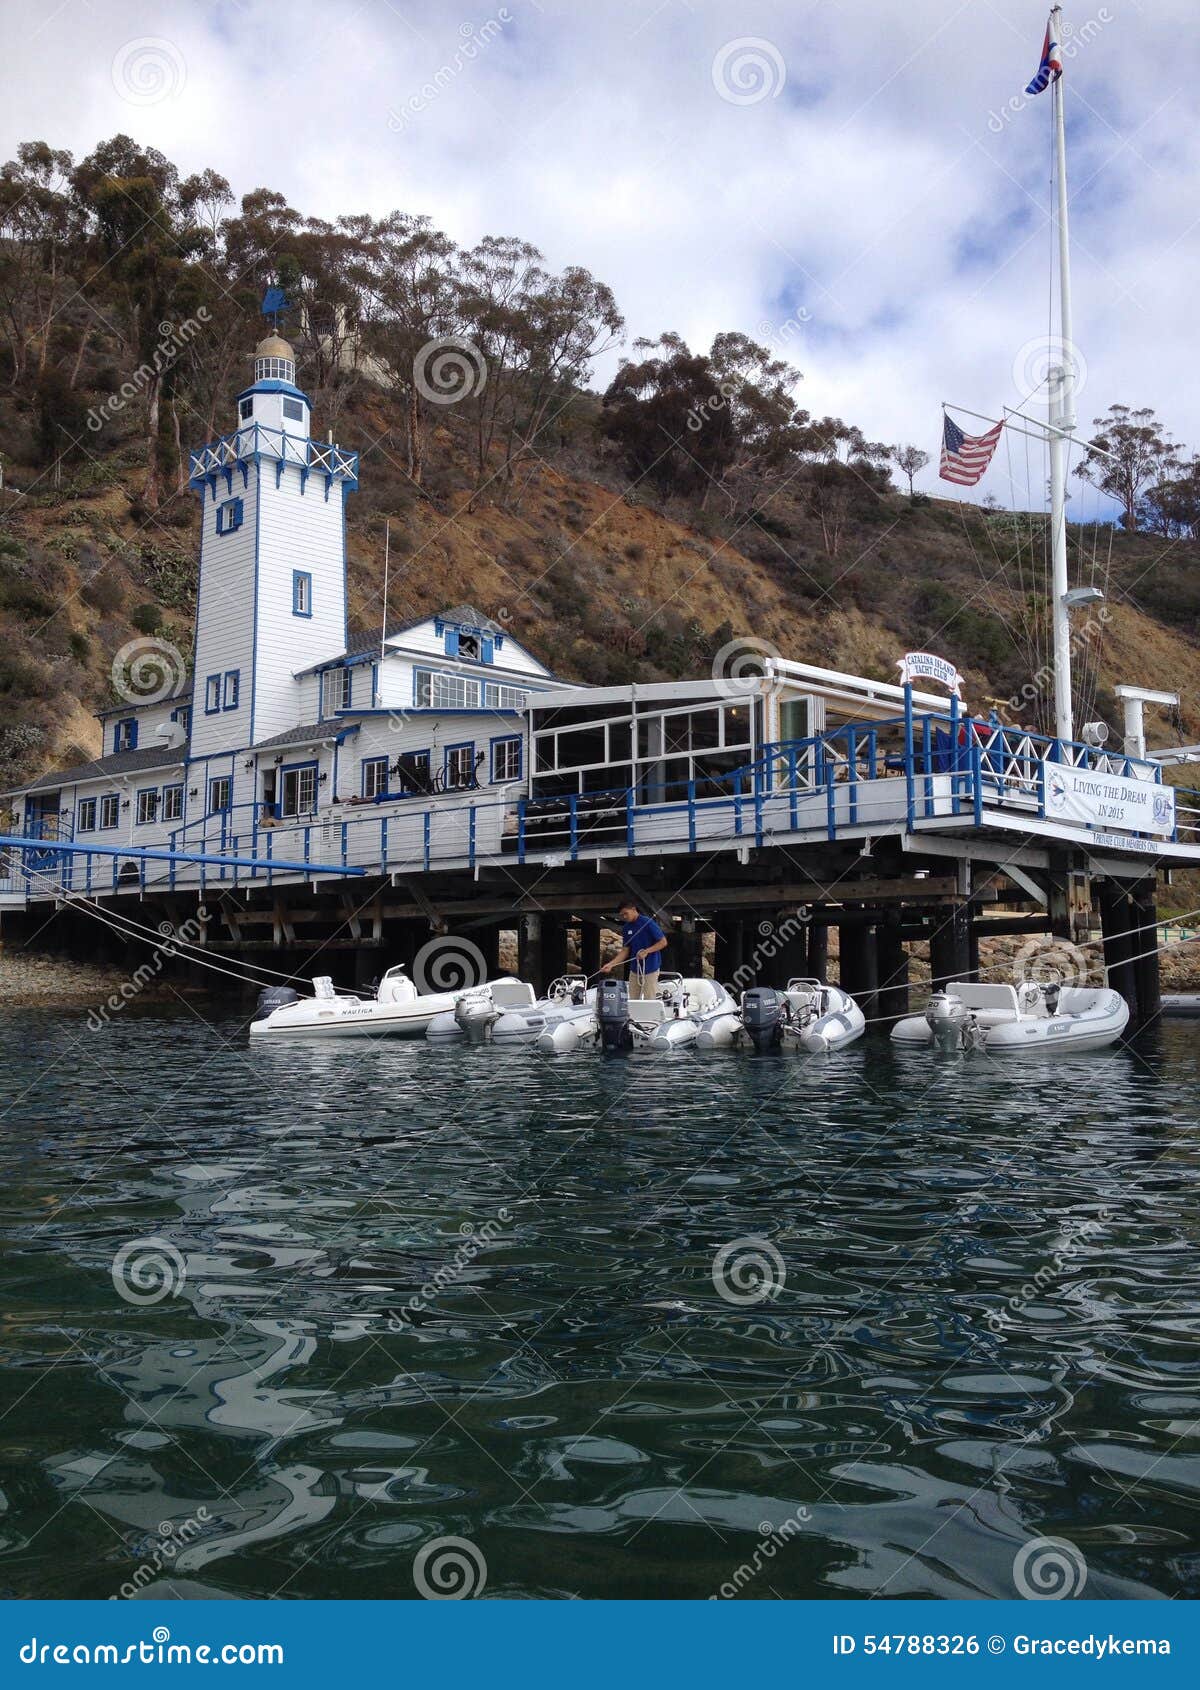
[236, 333, 311, 438]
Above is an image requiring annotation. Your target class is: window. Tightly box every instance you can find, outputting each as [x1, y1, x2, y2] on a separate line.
[209, 776, 231, 813]
[205, 675, 221, 714]
[256, 356, 293, 381]
[413, 669, 480, 710]
[361, 756, 389, 799]
[78, 797, 98, 832]
[171, 704, 190, 733]
[162, 785, 183, 822]
[114, 718, 137, 752]
[282, 397, 304, 423]
[239, 397, 253, 422]
[223, 670, 240, 710]
[100, 794, 119, 830]
[485, 682, 528, 711]
[491, 736, 522, 783]
[444, 743, 477, 790]
[322, 667, 352, 715]
[394, 750, 431, 795]
[280, 763, 318, 817]
[136, 789, 158, 825]
[215, 497, 244, 536]
[293, 571, 312, 618]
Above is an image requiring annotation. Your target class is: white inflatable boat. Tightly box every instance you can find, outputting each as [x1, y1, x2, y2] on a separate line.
[425, 976, 539, 1042]
[697, 978, 866, 1054]
[890, 979, 1129, 1054]
[587, 973, 739, 1052]
[250, 966, 459, 1041]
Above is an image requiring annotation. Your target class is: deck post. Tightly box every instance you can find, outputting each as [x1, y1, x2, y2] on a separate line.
[772, 911, 810, 986]
[839, 920, 878, 1021]
[542, 913, 569, 987]
[476, 922, 501, 978]
[875, 913, 910, 1025]
[1130, 877, 1162, 1029]
[1098, 880, 1138, 1025]
[928, 903, 971, 991]
[518, 911, 545, 994]
[806, 920, 829, 981]
[674, 915, 704, 978]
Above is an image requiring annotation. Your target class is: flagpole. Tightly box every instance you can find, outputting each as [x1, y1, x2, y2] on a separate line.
[1047, 3, 1075, 746]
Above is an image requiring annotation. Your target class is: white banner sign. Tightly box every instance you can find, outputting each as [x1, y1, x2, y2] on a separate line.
[897, 651, 962, 695]
[1043, 763, 1176, 836]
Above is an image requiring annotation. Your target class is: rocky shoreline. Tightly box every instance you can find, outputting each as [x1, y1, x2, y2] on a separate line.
[0, 948, 147, 1007]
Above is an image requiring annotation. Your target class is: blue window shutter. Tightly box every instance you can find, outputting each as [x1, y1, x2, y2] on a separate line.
[444, 628, 459, 657]
[481, 635, 494, 664]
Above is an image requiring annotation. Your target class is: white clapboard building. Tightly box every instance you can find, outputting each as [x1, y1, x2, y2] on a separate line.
[2, 334, 560, 896]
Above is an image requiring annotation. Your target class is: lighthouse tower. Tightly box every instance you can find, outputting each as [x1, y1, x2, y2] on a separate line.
[187, 333, 358, 759]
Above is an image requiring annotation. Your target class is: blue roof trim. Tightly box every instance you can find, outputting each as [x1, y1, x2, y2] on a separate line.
[235, 380, 311, 404]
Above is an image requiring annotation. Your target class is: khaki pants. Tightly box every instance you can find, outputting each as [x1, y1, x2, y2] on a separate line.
[628, 969, 660, 1000]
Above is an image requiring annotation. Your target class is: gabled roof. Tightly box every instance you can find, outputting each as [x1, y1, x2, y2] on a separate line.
[11, 744, 186, 796]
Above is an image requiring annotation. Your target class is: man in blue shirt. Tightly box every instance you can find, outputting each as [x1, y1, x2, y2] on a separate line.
[600, 901, 668, 998]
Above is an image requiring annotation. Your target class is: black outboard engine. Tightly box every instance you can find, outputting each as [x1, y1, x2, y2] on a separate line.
[741, 986, 785, 1052]
[596, 977, 633, 1050]
[254, 984, 299, 1022]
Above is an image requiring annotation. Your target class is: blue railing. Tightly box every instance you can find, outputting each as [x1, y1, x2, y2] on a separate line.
[10, 707, 1200, 901]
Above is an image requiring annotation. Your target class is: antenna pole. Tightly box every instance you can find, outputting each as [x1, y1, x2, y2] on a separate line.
[380, 520, 391, 674]
[1048, 4, 1075, 746]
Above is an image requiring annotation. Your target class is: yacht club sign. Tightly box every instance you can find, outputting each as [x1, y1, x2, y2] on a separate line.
[1043, 763, 1176, 837]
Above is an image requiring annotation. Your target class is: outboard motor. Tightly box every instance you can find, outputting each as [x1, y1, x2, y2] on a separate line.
[253, 984, 299, 1023]
[454, 985, 497, 1041]
[741, 986, 785, 1052]
[596, 977, 633, 1050]
[926, 990, 968, 1052]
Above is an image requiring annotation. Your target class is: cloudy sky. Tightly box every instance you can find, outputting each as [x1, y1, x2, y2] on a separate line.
[2, 0, 1196, 503]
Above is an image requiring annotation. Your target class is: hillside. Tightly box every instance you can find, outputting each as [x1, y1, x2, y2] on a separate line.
[2, 130, 1199, 819]
[3, 377, 1199, 796]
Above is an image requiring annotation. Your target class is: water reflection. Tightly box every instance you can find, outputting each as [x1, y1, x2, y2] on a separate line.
[0, 1008, 1197, 1598]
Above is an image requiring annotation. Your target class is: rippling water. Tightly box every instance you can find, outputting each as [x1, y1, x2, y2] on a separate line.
[0, 1004, 1198, 1601]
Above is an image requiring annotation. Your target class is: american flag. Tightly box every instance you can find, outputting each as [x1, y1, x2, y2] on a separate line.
[939, 414, 1004, 486]
[1025, 23, 1063, 96]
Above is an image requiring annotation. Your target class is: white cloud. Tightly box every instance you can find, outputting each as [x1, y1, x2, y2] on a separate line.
[2, 0, 1196, 501]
